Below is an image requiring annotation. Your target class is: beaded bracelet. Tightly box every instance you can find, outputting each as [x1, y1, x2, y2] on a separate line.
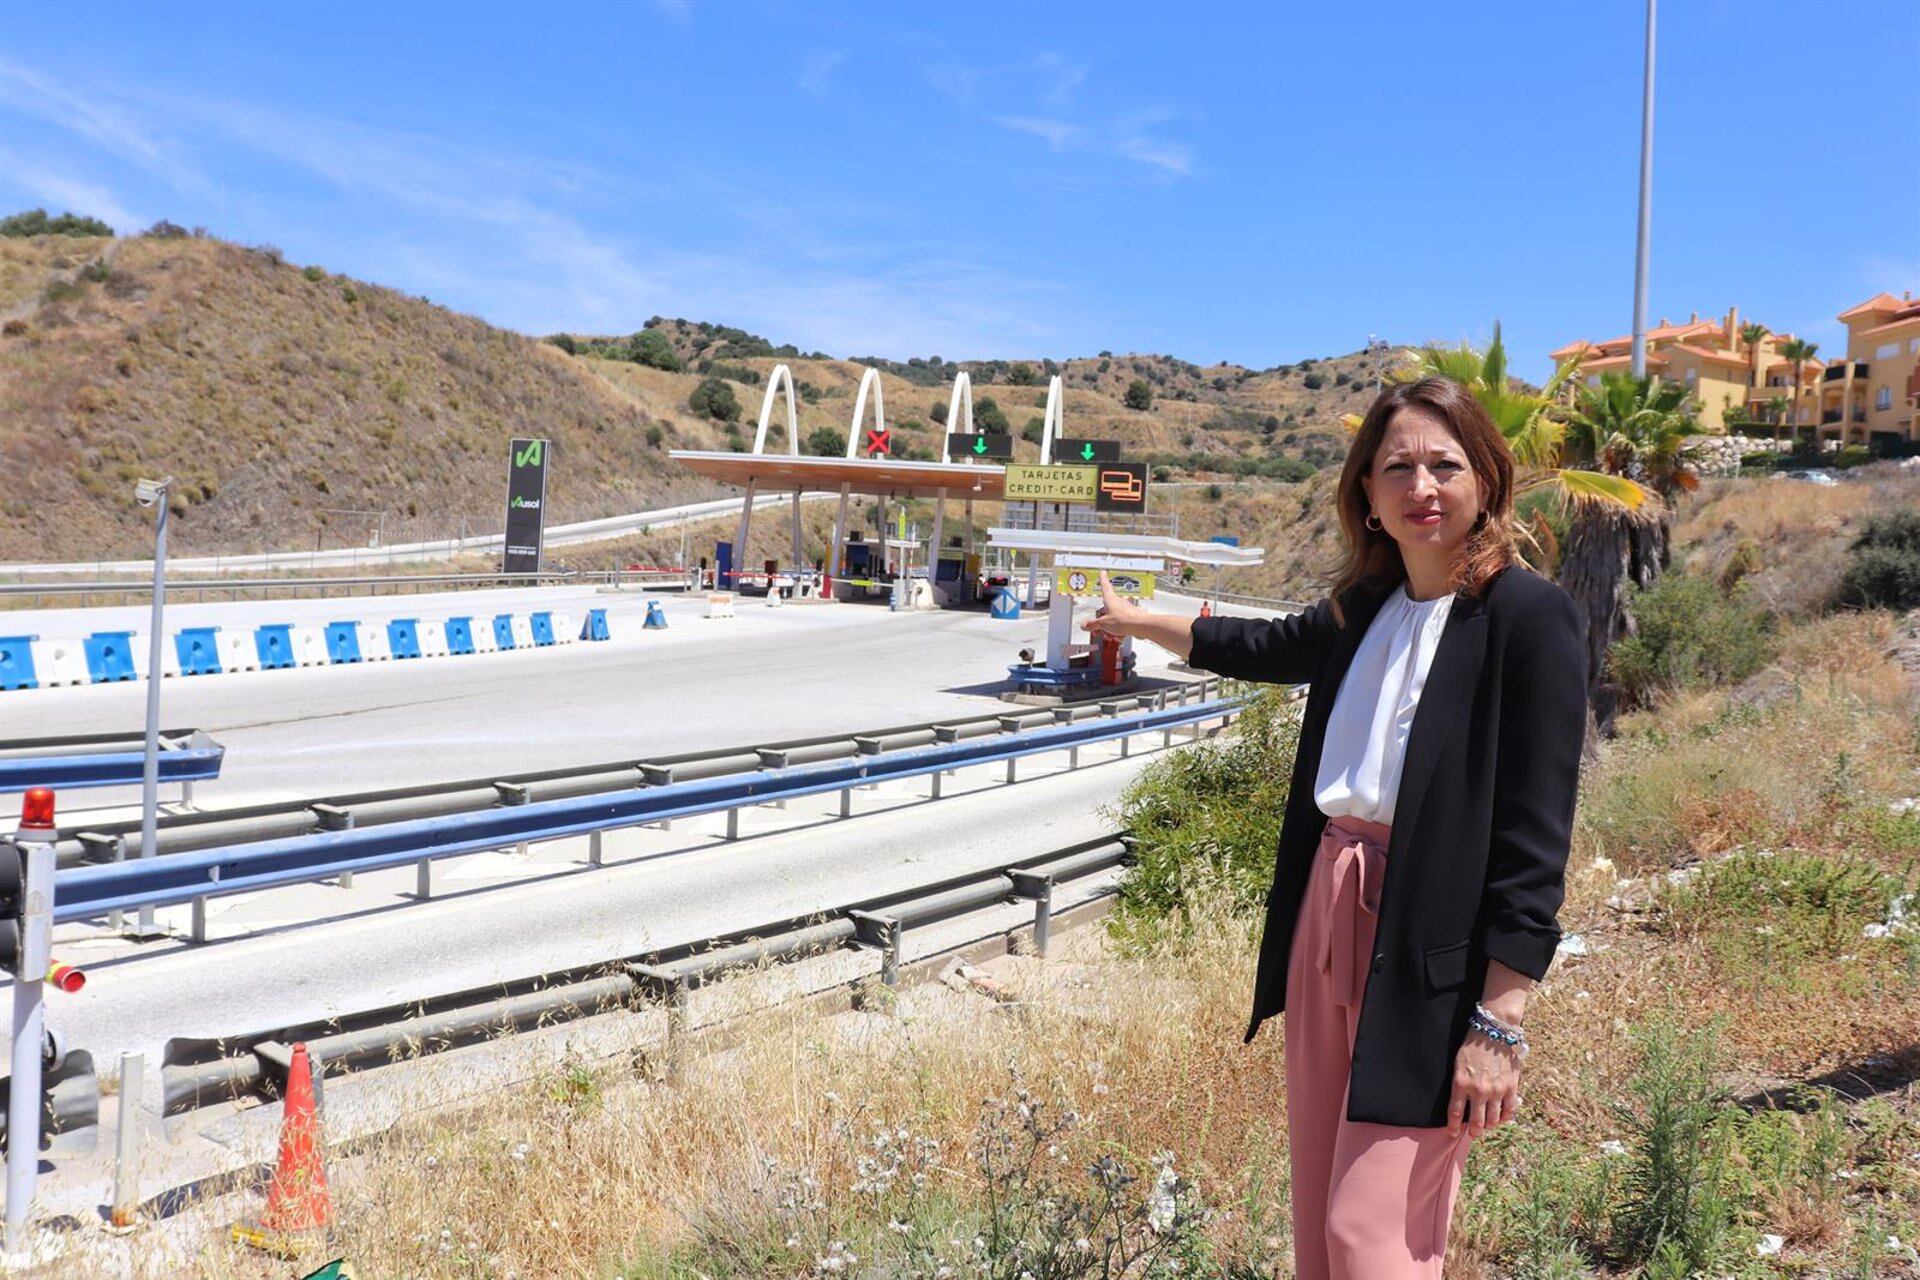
[1469, 1003, 1530, 1059]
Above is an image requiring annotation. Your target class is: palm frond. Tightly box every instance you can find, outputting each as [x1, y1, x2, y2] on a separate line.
[1555, 467, 1652, 512]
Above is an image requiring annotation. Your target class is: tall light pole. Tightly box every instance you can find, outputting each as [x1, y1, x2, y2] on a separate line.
[133, 477, 171, 939]
[1630, 0, 1656, 377]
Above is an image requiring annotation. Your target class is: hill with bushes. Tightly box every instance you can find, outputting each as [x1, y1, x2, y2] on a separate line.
[0, 219, 1461, 565]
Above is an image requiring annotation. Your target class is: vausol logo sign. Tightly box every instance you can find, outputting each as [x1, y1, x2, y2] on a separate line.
[503, 436, 550, 574]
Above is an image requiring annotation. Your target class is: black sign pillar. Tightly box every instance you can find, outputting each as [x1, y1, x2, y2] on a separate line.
[503, 437, 550, 574]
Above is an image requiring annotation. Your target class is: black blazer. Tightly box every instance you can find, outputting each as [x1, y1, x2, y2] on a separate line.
[1187, 562, 1589, 1128]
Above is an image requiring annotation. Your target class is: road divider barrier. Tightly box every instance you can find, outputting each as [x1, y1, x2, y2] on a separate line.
[4, 603, 617, 692]
[706, 592, 736, 619]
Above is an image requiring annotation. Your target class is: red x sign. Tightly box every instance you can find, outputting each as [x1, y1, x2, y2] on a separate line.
[864, 428, 891, 457]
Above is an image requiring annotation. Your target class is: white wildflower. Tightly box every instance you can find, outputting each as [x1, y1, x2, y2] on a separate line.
[1757, 1234, 1785, 1257]
[1146, 1165, 1179, 1233]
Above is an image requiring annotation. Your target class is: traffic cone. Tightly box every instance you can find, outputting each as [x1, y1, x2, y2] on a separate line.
[260, 1042, 331, 1234]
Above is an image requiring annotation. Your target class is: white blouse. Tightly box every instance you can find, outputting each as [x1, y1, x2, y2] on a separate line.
[1313, 582, 1456, 826]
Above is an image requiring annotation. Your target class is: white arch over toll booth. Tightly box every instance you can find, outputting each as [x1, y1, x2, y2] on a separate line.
[930, 370, 979, 586]
[828, 367, 889, 578]
[731, 363, 806, 584]
[1023, 373, 1070, 600]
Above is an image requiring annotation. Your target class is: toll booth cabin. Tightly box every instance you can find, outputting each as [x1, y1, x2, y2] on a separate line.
[985, 527, 1266, 695]
[667, 450, 1010, 608]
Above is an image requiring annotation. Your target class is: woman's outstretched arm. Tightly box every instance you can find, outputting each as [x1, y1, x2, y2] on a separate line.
[1079, 570, 1331, 684]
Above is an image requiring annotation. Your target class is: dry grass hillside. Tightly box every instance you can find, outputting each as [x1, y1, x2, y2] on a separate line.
[0, 227, 1446, 568]
[0, 234, 747, 562]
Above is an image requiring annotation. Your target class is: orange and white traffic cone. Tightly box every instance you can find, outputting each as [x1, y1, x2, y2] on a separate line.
[234, 1042, 331, 1252]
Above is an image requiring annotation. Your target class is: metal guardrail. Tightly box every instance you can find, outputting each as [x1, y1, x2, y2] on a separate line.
[171, 841, 1130, 1116]
[0, 568, 696, 606]
[56, 697, 1239, 926]
[45, 683, 1228, 866]
[0, 731, 224, 794]
[152, 830, 1133, 1117]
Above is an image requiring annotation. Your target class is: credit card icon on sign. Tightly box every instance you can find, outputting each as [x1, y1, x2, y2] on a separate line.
[1098, 468, 1143, 505]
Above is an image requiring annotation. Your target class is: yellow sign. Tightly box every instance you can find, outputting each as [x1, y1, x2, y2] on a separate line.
[1005, 464, 1097, 503]
[1056, 568, 1155, 600]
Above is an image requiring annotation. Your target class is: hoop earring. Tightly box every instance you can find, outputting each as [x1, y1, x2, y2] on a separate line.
[1365, 512, 1383, 532]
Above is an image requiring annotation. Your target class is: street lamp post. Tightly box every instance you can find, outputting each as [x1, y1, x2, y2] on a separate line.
[133, 477, 171, 939]
[1630, 0, 1656, 378]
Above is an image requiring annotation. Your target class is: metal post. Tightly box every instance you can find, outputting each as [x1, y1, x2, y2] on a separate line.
[6, 823, 54, 1252]
[110, 1052, 144, 1229]
[725, 807, 739, 841]
[135, 482, 170, 939]
[588, 830, 604, 867]
[1630, 0, 1656, 378]
[415, 859, 432, 900]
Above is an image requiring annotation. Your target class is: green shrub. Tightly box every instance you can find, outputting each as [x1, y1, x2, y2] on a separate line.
[805, 426, 842, 457]
[628, 328, 682, 371]
[1302, 372, 1326, 390]
[1833, 444, 1873, 469]
[974, 396, 1010, 434]
[1606, 572, 1774, 709]
[302, 264, 326, 282]
[928, 401, 947, 424]
[689, 376, 741, 422]
[1608, 1013, 1743, 1276]
[0, 208, 113, 237]
[644, 424, 663, 448]
[545, 332, 578, 354]
[1835, 506, 1920, 611]
[1097, 358, 1111, 373]
[142, 219, 188, 239]
[1021, 417, 1043, 444]
[1124, 379, 1153, 410]
[1107, 686, 1299, 951]
[1737, 450, 1777, 471]
[1205, 483, 1223, 501]
[1008, 361, 1036, 386]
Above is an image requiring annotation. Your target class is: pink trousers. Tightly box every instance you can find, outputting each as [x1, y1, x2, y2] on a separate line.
[1284, 813, 1473, 1280]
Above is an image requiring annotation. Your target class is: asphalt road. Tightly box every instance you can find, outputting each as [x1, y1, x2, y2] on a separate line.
[0, 587, 1227, 815]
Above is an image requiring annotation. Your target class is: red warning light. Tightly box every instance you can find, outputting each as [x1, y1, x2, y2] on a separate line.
[18, 787, 54, 830]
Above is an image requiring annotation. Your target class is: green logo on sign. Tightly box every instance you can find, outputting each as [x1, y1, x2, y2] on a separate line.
[514, 440, 544, 467]
[972, 436, 987, 455]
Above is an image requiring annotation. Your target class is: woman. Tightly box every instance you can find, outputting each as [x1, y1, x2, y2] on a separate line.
[1083, 375, 1588, 1279]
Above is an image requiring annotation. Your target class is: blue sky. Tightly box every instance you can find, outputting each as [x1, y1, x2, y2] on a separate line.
[0, 1, 1914, 380]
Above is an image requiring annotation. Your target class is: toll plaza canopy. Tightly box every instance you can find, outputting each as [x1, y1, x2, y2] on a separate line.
[666, 451, 1007, 501]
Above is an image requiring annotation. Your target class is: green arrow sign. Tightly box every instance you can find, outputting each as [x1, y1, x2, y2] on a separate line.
[973, 436, 988, 455]
[1056, 438, 1122, 464]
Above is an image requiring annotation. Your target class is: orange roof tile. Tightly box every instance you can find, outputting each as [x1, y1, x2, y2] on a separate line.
[1661, 343, 1750, 368]
[1859, 308, 1920, 337]
[1838, 292, 1906, 321]
[1550, 339, 1593, 360]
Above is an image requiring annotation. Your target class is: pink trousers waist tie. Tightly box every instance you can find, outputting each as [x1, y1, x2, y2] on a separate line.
[1315, 814, 1392, 1009]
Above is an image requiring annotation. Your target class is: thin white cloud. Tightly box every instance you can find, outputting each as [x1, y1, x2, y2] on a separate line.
[0, 56, 206, 196]
[1113, 133, 1192, 177]
[0, 145, 143, 231]
[797, 49, 846, 97]
[994, 115, 1082, 151]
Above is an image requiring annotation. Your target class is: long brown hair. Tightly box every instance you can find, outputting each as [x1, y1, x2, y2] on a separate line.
[1321, 376, 1520, 628]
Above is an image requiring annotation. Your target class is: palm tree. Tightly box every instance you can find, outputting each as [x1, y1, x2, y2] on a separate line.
[1740, 322, 1770, 392]
[1552, 373, 1708, 733]
[1765, 396, 1790, 445]
[1780, 337, 1819, 450]
[1384, 324, 1654, 735]
[1566, 373, 1706, 499]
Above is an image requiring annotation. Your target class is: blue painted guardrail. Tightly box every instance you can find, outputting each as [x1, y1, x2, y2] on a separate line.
[54, 697, 1239, 923]
[0, 730, 225, 793]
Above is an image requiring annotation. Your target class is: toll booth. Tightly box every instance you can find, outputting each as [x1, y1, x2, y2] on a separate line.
[986, 529, 1266, 695]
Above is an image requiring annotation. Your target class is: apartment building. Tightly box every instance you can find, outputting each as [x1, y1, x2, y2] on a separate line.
[1552, 291, 1920, 447]
[1820, 292, 1920, 446]
[1549, 306, 1814, 433]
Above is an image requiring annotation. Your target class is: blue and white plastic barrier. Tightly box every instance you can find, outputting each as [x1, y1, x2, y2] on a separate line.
[3, 603, 615, 691]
